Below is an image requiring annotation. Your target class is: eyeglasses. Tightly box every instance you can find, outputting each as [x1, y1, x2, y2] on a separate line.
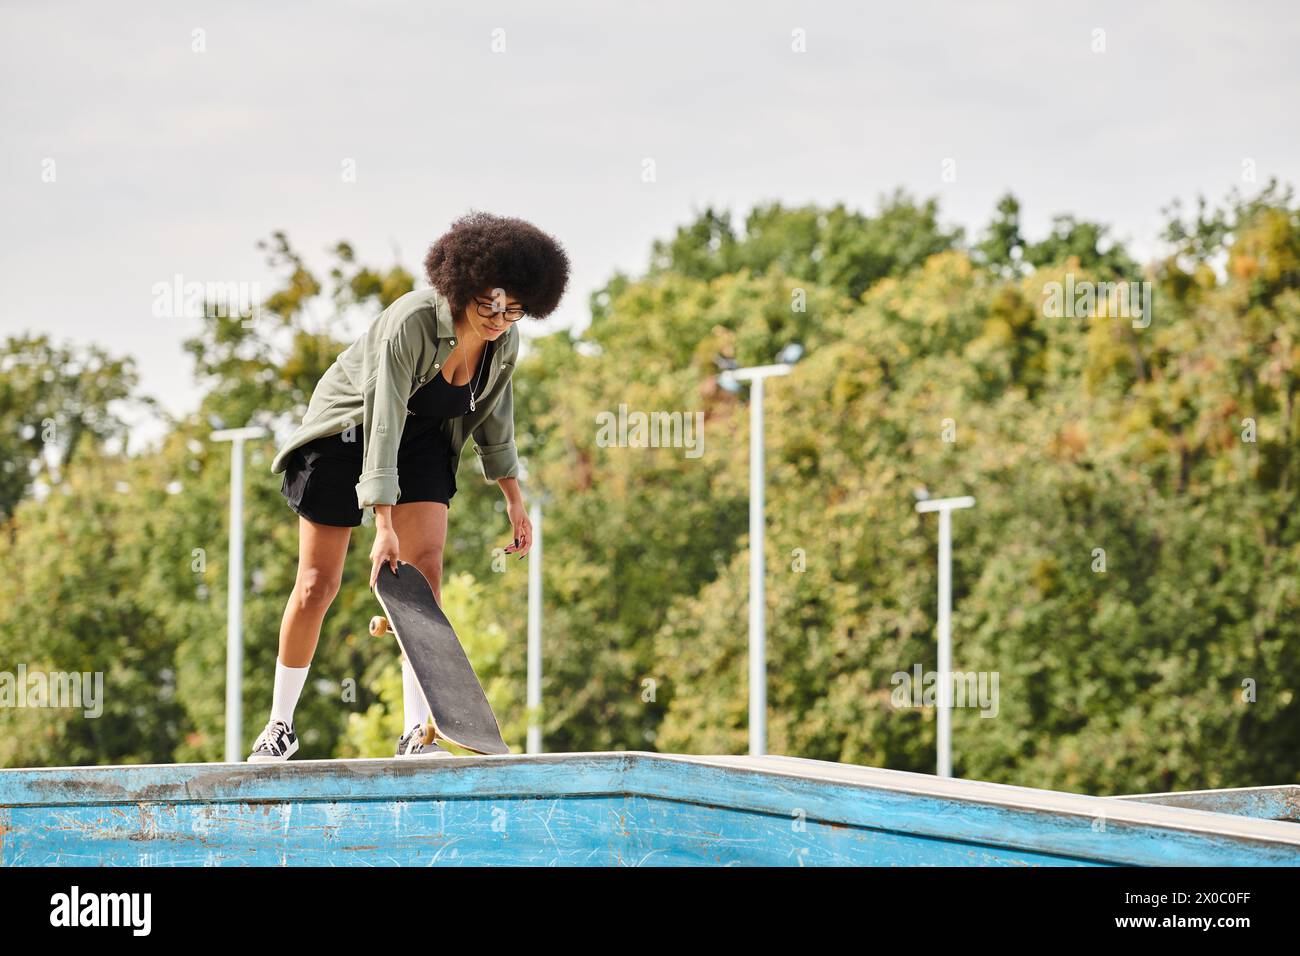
[474, 297, 526, 323]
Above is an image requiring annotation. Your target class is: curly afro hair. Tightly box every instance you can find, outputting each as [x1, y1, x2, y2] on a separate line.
[424, 211, 570, 321]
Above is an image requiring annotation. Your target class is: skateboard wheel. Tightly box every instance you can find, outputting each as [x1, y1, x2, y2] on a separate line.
[369, 615, 389, 637]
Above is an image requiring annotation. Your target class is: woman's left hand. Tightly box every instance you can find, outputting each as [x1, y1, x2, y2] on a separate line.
[505, 497, 533, 559]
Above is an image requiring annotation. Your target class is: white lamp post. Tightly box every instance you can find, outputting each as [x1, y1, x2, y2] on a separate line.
[915, 494, 975, 777]
[721, 361, 795, 756]
[211, 425, 266, 763]
[526, 496, 544, 754]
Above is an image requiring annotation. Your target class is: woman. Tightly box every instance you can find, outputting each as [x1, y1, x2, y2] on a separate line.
[248, 211, 570, 761]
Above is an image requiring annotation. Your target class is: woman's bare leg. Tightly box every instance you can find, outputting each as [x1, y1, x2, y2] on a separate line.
[390, 501, 450, 739]
[392, 501, 450, 604]
[278, 516, 352, 666]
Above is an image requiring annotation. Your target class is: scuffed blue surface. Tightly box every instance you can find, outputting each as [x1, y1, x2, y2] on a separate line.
[0, 753, 1295, 866]
[0, 796, 1099, 867]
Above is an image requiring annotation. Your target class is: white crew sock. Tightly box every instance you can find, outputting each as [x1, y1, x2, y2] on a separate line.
[402, 659, 432, 730]
[270, 660, 310, 729]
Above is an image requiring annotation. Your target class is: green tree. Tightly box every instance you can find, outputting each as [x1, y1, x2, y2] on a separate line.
[0, 335, 150, 521]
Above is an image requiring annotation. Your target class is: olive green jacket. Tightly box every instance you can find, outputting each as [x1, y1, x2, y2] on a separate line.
[270, 287, 520, 509]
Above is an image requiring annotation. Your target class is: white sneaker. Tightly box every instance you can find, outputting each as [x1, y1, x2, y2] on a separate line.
[396, 723, 451, 758]
[247, 718, 299, 762]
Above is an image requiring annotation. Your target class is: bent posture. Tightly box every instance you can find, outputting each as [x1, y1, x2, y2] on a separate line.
[248, 212, 570, 761]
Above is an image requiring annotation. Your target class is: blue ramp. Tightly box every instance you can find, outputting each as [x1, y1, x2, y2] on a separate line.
[1, 753, 1296, 866]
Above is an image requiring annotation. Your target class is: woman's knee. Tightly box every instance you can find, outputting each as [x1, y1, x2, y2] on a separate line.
[407, 547, 444, 592]
[292, 566, 342, 613]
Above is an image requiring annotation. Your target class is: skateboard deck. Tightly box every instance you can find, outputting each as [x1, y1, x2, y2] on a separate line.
[370, 562, 509, 755]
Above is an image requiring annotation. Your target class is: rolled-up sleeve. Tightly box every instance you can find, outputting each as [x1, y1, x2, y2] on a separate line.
[471, 377, 520, 480]
[356, 331, 415, 508]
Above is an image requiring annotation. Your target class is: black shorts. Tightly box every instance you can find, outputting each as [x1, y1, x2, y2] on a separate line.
[279, 417, 458, 527]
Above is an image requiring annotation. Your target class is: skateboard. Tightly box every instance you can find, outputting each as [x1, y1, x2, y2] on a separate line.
[369, 562, 509, 755]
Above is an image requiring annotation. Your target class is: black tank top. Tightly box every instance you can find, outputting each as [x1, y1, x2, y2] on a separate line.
[406, 338, 495, 419]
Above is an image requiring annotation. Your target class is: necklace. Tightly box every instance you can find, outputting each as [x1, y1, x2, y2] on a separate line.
[462, 338, 488, 413]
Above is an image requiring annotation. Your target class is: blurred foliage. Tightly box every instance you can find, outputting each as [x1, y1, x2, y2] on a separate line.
[0, 336, 152, 522]
[2, 186, 1298, 796]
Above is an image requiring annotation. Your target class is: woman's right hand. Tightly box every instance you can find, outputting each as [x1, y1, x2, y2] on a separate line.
[369, 524, 401, 589]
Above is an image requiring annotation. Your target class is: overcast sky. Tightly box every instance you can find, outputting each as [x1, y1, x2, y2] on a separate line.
[3, 0, 1297, 434]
